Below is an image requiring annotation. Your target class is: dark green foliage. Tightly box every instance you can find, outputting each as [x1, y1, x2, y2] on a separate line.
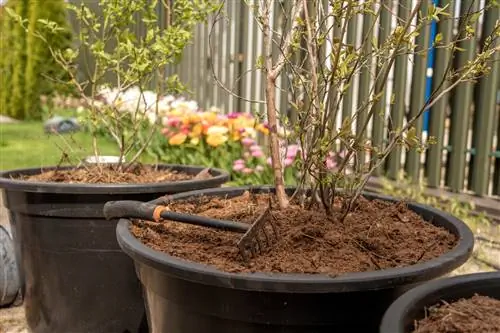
[0, 0, 72, 120]
[0, 5, 14, 117]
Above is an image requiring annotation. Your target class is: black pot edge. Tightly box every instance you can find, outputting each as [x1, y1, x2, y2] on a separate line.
[0, 164, 230, 194]
[116, 185, 475, 294]
[379, 271, 500, 333]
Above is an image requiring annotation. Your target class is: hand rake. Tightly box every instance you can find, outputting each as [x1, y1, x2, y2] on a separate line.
[103, 200, 278, 261]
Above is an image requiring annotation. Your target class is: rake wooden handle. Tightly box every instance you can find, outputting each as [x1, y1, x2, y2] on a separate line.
[103, 200, 250, 233]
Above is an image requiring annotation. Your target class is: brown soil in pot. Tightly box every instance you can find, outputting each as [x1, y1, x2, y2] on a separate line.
[412, 294, 500, 333]
[18, 164, 199, 184]
[130, 191, 458, 275]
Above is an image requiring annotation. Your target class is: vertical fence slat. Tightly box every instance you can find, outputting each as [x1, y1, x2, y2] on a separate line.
[495, 111, 500, 195]
[196, 23, 207, 108]
[386, 0, 411, 179]
[193, 23, 201, 101]
[278, 0, 290, 122]
[445, 0, 480, 192]
[372, 0, 392, 176]
[404, 1, 429, 182]
[425, 0, 455, 188]
[233, 2, 244, 113]
[468, 3, 499, 196]
[226, 0, 236, 112]
[241, 3, 253, 113]
[469, 2, 500, 195]
[216, 15, 225, 109]
[355, 3, 375, 168]
[341, 11, 357, 125]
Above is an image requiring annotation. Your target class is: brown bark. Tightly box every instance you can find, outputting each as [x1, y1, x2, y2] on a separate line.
[265, 74, 289, 209]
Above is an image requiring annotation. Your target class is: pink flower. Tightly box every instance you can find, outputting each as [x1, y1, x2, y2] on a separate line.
[284, 157, 294, 167]
[251, 149, 264, 158]
[234, 159, 245, 164]
[166, 117, 181, 127]
[227, 112, 242, 119]
[325, 152, 337, 170]
[233, 163, 245, 172]
[267, 157, 272, 165]
[241, 137, 255, 146]
[285, 144, 300, 159]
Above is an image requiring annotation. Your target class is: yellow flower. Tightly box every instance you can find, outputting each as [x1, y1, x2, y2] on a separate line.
[206, 125, 229, 136]
[168, 132, 187, 145]
[241, 127, 257, 138]
[231, 130, 241, 141]
[201, 111, 218, 123]
[188, 113, 201, 124]
[190, 137, 200, 145]
[256, 123, 269, 135]
[206, 134, 228, 147]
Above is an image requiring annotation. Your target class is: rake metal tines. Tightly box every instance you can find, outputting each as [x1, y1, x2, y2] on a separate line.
[237, 207, 279, 262]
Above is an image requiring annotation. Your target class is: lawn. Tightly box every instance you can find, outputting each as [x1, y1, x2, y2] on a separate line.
[0, 121, 130, 171]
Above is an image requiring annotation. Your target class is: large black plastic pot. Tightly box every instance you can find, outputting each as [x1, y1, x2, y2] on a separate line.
[0, 165, 229, 333]
[116, 186, 475, 333]
[379, 271, 500, 333]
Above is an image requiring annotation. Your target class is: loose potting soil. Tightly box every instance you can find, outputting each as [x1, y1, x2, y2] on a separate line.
[412, 294, 500, 333]
[21, 164, 195, 184]
[131, 191, 458, 275]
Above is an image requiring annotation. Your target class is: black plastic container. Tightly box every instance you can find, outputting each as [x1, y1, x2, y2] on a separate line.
[0, 165, 229, 333]
[379, 271, 500, 333]
[116, 186, 475, 333]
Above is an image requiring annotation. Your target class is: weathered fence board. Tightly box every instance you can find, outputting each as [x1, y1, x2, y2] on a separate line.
[71, 0, 500, 199]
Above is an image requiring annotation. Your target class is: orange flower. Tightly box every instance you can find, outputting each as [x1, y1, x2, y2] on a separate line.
[256, 123, 269, 135]
[168, 132, 187, 145]
[190, 123, 203, 138]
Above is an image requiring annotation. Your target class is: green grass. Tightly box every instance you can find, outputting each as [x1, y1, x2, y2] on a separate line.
[0, 121, 125, 171]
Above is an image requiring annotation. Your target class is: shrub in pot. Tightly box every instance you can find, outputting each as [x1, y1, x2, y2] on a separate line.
[379, 271, 500, 333]
[107, 1, 498, 331]
[110, 185, 474, 332]
[2, 0, 222, 332]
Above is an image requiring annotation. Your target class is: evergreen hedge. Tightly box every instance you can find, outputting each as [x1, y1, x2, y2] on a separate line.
[0, 0, 72, 120]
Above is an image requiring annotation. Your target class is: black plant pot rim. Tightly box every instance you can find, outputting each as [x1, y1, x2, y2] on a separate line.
[0, 164, 230, 194]
[116, 185, 475, 293]
[379, 271, 500, 333]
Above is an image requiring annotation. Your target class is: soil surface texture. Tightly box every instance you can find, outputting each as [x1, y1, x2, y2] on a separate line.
[19, 164, 195, 184]
[412, 294, 500, 333]
[131, 191, 458, 275]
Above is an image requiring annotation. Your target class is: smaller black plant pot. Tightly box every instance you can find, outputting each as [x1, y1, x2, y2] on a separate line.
[379, 271, 500, 333]
[0, 164, 229, 333]
[115, 186, 475, 333]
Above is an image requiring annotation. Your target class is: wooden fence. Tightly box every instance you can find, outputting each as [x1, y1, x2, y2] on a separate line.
[168, 0, 500, 198]
[72, 0, 500, 199]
